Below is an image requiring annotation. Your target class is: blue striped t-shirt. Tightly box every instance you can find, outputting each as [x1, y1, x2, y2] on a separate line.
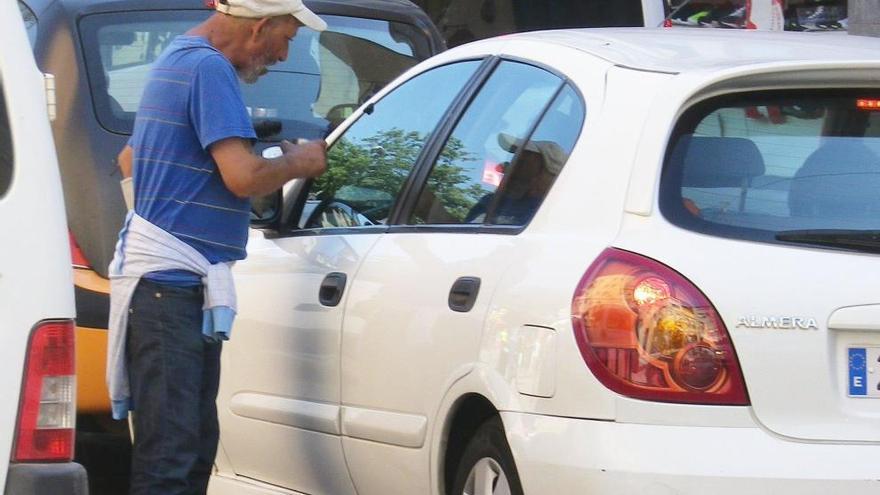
[129, 36, 256, 284]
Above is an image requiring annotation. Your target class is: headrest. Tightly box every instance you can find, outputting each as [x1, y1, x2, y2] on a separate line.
[789, 140, 880, 218]
[669, 136, 766, 188]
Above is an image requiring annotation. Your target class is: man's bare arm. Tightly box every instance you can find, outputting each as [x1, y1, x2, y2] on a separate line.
[210, 138, 327, 198]
[118, 145, 133, 179]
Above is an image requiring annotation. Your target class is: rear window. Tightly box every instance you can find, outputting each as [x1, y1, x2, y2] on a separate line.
[660, 90, 880, 248]
[79, 11, 432, 139]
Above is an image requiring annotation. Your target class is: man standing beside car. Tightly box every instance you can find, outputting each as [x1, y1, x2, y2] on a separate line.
[108, 1, 327, 494]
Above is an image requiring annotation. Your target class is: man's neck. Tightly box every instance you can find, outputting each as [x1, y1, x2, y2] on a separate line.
[187, 14, 243, 63]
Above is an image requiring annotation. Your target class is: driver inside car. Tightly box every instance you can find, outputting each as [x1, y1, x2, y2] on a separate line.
[465, 133, 567, 225]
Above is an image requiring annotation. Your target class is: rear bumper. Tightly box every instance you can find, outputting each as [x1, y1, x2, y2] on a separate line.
[5, 462, 89, 495]
[75, 326, 110, 413]
[73, 267, 111, 413]
[502, 411, 880, 495]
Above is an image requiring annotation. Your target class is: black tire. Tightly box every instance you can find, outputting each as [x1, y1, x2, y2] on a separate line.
[450, 416, 525, 495]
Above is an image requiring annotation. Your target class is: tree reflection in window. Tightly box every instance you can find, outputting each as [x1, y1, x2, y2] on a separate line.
[311, 129, 475, 226]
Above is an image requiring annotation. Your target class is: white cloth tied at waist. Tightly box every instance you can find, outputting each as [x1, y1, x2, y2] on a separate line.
[106, 211, 237, 419]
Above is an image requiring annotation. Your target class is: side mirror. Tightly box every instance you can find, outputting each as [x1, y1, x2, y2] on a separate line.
[251, 147, 284, 227]
[250, 189, 282, 226]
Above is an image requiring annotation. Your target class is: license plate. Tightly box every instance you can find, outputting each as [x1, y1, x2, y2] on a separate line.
[848, 347, 880, 398]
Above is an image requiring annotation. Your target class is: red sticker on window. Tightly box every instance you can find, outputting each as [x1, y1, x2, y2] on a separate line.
[482, 160, 504, 187]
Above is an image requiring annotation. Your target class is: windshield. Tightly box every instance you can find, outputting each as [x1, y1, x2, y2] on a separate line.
[660, 90, 880, 249]
[79, 10, 432, 139]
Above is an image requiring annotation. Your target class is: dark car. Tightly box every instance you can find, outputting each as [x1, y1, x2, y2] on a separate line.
[18, 0, 442, 487]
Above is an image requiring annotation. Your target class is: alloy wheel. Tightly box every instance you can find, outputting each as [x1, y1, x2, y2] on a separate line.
[462, 457, 511, 495]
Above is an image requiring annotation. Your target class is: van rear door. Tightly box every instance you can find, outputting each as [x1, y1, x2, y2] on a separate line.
[0, 2, 85, 492]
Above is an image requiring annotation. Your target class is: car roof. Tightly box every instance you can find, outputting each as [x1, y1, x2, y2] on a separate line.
[497, 28, 880, 74]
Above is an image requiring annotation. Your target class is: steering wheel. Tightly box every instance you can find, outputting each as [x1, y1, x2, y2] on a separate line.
[305, 199, 377, 229]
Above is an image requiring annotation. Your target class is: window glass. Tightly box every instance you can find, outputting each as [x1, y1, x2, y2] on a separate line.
[661, 90, 880, 249]
[18, 1, 37, 49]
[487, 84, 584, 225]
[79, 12, 434, 137]
[409, 61, 562, 225]
[300, 61, 481, 230]
[0, 86, 12, 197]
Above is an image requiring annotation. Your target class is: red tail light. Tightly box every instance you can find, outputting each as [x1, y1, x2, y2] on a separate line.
[68, 231, 89, 269]
[14, 320, 76, 462]
[571, 248, 749, 405]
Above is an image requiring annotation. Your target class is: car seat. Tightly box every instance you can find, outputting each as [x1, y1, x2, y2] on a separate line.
[788, 140, 880, 219]
[668, 135, 766, 214]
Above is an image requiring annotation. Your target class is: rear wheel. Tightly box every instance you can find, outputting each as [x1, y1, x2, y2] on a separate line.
[450, 416, 524, 495]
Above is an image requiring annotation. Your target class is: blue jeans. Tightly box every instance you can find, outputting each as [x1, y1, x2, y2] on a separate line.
[126, 279, 222, 495]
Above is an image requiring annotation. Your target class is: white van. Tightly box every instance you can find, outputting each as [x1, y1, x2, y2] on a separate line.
[0, 2, 87, 493]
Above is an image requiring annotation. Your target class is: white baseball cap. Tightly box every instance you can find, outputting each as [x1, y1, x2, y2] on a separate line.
[215, 0, 327, 31]
[498, 132, 568, 176]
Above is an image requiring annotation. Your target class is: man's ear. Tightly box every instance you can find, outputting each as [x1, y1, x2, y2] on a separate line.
[251, 17, 273, 39]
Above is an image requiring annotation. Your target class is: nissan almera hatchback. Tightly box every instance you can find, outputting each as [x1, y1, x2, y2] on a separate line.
[214, 28, 880, 495]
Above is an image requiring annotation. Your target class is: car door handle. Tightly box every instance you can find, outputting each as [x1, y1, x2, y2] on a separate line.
[448, 277, 481, 313]
[319, 272, 347, 307]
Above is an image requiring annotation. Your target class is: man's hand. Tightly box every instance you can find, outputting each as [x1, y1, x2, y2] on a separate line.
[280, 139, 327, 178]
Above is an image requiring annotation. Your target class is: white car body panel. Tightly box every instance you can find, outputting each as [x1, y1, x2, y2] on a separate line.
[505, 412, 880, 495]
[214, 28, 880, 495]
[340, 231, 521, 494]
[217, 231, 382, 495]
[0, 1, 76, 491]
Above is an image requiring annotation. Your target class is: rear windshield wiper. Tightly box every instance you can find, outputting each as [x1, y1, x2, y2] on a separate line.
[775, 229, 880, 254]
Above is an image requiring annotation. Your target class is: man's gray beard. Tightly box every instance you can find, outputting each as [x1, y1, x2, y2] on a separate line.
[239, 68, 261, 84]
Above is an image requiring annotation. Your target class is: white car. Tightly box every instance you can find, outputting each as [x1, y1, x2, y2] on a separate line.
[211, 28, 880, 495]
[0, 2, 85, 494]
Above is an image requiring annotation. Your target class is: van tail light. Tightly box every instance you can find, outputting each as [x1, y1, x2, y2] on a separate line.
[571, 248, 749, 405]
[68, 231, 90, 269]
[14, 320, 76, 462]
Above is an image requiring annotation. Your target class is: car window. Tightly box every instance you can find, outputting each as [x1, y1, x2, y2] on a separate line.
[486, 83, 584, 225]
[0, 85, 11, 198]
[660, 90, 880, 246]
[300, 61, 482, 230]
[407, 61, 564, 225]
[18, 1, 37, 49]
[79, 11, 433, 138]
